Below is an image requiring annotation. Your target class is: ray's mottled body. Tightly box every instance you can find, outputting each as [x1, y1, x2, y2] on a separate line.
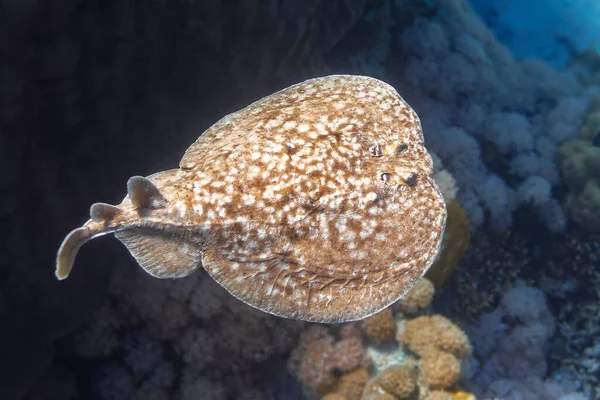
[57, 75, 446, 323]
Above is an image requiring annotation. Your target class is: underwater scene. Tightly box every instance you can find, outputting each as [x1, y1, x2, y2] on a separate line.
[2, 0, 600, 399]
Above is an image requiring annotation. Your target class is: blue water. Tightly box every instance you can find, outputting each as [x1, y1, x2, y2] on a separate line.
[468, 0, 600, 68]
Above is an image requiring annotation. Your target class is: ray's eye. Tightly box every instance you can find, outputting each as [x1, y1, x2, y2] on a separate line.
[380, 172, 392, 183]
[370, 144, 383, 158]
[403, 173, 417, 187]
[396, 143, 408, 155]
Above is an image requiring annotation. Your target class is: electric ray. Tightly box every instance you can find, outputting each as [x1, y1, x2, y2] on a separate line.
[56, 75, 447, 323]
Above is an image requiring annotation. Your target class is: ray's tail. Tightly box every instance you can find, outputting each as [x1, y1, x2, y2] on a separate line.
[56, 226, 96, 280]
[55, 202, 122, 280]
[55, 175, 172, 280]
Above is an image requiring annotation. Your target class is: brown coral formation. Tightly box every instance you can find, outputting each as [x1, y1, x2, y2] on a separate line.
[291, 308, 476, 400]
[378, 365, 418, 398]
[361, 308, 397, 342]
[399, 315, 472, 359]
[397, 278, 435, 315]
[289, 326, 338, 394]
[362, 365, 418, 399]
[420, 349, 461, 390]
[288, 240, 474, 400]
[288, 325, 370, 396]
[338, 368, 370, 400]
[333, 337, 373, 373]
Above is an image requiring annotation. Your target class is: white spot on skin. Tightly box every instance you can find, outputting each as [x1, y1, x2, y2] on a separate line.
[298, 123, 310, 133]
[242, 194, 256, 206]
[175, 201, 187, 218]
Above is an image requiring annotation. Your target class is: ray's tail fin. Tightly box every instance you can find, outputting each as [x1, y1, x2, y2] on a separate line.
[56, 227, 95, 280]
[56, 202, 122, 280]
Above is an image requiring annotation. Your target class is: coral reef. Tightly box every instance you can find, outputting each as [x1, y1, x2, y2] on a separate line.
[291, 276, 591, 400]
[463, 280, 587, 399]
[290, 277, 474, 400]
[390, 0, 590, 233]
[55, 266, 306, 399]
[448, 222, 600, 395]
[451, 229, 533, 317]
[557, 95, 600, 232]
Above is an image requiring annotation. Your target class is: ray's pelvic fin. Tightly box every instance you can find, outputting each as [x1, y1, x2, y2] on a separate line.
[115, 230, 202, 279]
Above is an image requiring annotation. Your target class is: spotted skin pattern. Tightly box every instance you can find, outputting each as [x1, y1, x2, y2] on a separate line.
[56, 75, 447, 323]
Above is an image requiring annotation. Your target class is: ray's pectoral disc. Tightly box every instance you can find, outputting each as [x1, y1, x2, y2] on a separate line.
[55, 75, 447, 323]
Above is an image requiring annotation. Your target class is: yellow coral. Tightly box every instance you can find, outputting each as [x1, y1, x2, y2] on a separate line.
[420, 349, 461, 390]
[338, 368, 369, 400]
[397, 278, 435, 314]
[425, 200, 470, 287]
[361, 308, 396, 342]
[377, 365, 417, 399]
[398, 315, 471, 359]
[449, 390, 476, 400]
